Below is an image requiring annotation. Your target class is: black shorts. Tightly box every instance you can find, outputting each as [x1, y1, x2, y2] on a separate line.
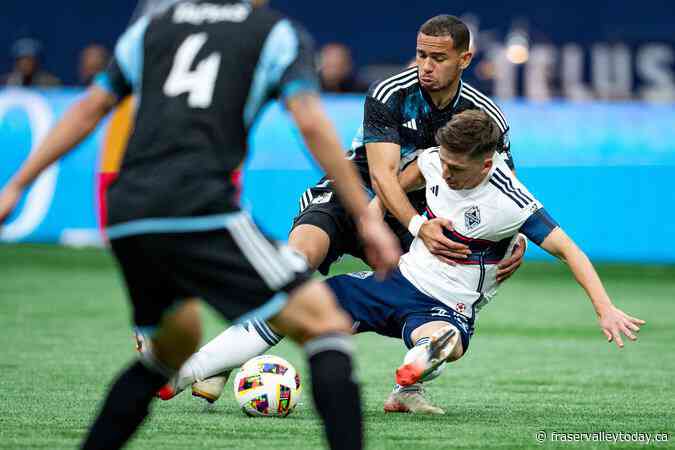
[110, 212, 311, 333]
[291, 177, 427, 275]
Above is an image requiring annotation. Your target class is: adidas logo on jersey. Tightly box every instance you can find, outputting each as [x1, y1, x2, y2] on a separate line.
[403, 119, 417, 130]
[430, 185, 439, 196]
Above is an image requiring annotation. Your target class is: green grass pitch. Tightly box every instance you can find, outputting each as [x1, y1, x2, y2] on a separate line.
[0, 244, 673, 449]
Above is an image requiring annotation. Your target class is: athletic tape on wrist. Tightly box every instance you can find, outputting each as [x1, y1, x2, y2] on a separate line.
[408, 215, 427, 237]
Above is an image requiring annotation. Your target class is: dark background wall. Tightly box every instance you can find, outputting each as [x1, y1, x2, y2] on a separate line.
[3, 0, 673, 85]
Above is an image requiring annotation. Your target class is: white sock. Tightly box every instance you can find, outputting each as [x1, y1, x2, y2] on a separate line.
[177, 319, 281, 389]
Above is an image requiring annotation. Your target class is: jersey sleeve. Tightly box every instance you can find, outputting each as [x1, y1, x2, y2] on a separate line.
[519, 208, 559, 245]
[362, 83, 402, 146]
[244, 19, 319, 126]
[93, 16, 149, 101]
[491, 163, 558, 243]
[277, 21, 320, 101]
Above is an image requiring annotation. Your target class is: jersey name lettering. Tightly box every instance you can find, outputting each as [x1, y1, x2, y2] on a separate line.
[173, 2, 251, 24]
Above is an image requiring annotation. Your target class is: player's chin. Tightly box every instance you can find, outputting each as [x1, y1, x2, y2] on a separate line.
[420, 79, 440, 91]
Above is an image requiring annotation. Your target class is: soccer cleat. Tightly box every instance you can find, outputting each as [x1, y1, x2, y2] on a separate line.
[191, 372, 230, 404]
[157, 376, 187, 401]
[396, 326, 458, 387]
[383, 384, 444, 415]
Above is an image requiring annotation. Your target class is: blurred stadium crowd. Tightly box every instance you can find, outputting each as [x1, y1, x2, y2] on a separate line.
[1, 35, 366, 93]
[3, 0, 674, 102]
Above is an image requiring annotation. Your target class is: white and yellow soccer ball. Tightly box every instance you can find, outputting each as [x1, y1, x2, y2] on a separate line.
[233, 355, 301, 417]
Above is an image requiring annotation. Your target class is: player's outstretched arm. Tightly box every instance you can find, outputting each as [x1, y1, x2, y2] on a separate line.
[539, 227, 646, 348]
[0, 86, 116, 224]
[286, 93, 400, 277]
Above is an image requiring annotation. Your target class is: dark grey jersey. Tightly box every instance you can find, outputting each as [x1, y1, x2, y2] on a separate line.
[95, 1, 318, 238]
[350, 68, 513, 185]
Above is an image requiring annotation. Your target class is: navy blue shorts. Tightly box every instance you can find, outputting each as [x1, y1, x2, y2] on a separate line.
[326, 269, 474, 351]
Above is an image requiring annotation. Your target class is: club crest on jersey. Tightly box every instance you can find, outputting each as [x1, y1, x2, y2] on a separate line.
[455, 303, 466, 314]
[464, 206, 481, 230]
[312, 192, 333, 205]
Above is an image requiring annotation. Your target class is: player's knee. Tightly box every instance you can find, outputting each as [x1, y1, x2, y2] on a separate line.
[289, 224, 330, 270]
[275, 281, 352, 344]
[305, 306, 352, 338]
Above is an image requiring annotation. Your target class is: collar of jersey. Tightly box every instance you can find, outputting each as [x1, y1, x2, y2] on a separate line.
[419, 78, 463, 112]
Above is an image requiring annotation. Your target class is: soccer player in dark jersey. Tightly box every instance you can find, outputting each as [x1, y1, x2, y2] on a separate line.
[291, 15, 525, 278]
[0, 2, 399, 449]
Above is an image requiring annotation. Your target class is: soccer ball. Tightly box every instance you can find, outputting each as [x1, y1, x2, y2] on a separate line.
[233, 355, 301, 417]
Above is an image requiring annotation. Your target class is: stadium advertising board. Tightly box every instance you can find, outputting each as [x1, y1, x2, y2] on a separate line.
[0, 88, 673, 262]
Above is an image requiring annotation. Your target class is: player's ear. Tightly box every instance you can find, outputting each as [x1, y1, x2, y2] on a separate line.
[459, 50, 473, 70]
[481, 156, 493, 174]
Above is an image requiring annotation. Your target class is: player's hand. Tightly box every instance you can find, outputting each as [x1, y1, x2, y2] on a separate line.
[418, 218, 470, 265]
[597, 305, 646, 349]
[0, 183, 24, 225]
[497, 234, 526, 283]
[357, 213, 401, 279]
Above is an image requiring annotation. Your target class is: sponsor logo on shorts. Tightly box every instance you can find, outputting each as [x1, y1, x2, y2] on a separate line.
[312, 192, 333, 204]
[430, 307, 450, 317]
[347, 271, 373, 279]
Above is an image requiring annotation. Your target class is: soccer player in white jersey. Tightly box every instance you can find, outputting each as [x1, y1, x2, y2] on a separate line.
[159, 110, 644, 413]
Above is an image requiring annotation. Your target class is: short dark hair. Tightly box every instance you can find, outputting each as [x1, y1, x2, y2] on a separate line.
[418, 15, 470, 52]
[435, 110, 500, 159]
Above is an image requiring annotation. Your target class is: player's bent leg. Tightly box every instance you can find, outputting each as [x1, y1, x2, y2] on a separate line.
[384, 321, 466, 416]
[159, 320, 281, 402]
[268, 280, 351, 342]
[288, 224, 331, 272]
[191, 319, 282, 403]
[396, 322, 463, 387]
[269, 280, 362, 450]
[410, 321, 465, 363]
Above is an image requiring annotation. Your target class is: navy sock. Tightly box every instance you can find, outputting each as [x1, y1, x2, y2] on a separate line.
[305, 334, 362, 450]
[80, 360, 169, 450]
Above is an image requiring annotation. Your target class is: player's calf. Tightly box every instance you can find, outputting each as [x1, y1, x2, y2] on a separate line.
[270, 280, 362, 450]
[82, 300, 202, 450]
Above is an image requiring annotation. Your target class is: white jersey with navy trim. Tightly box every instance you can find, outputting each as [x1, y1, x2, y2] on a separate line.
[399, 148, 557, 319]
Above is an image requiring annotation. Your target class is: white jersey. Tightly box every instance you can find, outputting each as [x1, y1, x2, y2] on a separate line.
[399, 148, 557, 319]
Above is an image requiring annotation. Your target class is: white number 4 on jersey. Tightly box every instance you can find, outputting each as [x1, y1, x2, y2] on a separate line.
[164, 33, 221, 108]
